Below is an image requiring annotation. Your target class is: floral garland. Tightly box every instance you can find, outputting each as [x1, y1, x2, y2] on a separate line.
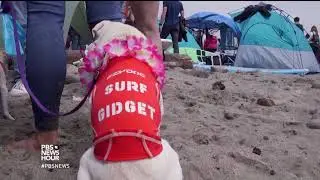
[78, 36, 165, 92]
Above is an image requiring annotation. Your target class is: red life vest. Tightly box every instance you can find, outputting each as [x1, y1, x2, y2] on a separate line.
[91, 56, 163, 162]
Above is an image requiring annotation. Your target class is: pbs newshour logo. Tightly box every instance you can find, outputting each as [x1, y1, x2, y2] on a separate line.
[41, 144, 60, 161]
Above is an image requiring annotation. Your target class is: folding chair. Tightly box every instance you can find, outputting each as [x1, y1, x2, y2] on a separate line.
[221, 49, 237, 66]
[196, 49, 222, 66]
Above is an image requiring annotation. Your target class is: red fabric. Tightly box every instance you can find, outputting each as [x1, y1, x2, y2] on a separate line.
[91, 56, 163, 162]
[204, 35, 218, 50]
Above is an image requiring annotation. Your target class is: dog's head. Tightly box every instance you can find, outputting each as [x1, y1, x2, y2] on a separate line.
[91, 20, 146, 46]
[76, 21, 148, 68]
[88, 21, 165, 115]
[79, 20, 165, 91]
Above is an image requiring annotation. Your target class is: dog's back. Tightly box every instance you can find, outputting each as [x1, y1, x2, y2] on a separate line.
[77, 139, 182, 180]
[77, 20, 182, 180]
[78, 56, 182, 180]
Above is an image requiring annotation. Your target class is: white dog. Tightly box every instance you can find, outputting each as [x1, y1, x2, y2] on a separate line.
[77, 21, 182, 180]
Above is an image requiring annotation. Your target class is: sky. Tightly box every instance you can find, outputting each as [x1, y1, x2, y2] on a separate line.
[158, 1, 320, 31]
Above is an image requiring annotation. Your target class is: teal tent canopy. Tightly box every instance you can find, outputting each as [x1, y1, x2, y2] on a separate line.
[165, 29, 202, 63]
[229, 4, 320, 72]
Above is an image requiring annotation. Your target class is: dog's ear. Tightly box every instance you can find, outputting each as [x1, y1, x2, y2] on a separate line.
[92, 21, 105, 41]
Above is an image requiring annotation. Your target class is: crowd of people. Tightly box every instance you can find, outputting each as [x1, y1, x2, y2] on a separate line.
[48, 1, 223, 59]
[294, 16, 319, 45]
[123, 1, 186, 54]
[294, 16, 320, 62]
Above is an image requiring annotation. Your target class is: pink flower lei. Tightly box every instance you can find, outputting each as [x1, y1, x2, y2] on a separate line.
[78, 36, 165, 92]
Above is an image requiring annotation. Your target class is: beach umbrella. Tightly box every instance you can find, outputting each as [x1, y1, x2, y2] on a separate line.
[186, 11, 241, 38]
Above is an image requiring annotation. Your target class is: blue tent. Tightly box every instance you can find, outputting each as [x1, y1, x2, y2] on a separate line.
[229, 4, 320, 72]
[186, 12, 241, 37]
[165, 12, 241, 63]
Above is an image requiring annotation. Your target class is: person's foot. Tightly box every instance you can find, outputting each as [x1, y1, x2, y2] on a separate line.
[7, 130, 58, 152]
[10, 80, 29, 97]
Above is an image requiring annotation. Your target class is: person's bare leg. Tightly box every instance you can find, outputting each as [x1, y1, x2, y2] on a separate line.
[130, 1, 163, 58]
[8, 131, 58, 151]
[170, 26, 180, 54]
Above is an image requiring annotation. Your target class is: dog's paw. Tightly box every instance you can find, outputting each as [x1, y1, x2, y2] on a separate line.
[4, 113, 15, 121]
[73, 58, 84, 67]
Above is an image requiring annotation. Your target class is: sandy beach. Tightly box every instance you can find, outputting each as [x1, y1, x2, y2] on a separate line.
[0, 64, 320, 180]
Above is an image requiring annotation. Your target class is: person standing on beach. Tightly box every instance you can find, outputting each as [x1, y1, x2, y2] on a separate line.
[9, 1, 162, 151]
[294, 17, 304, 32]
[308, 25, 320, 63]
[122, 1, 135, 26]
[160, 1, 184, 54]
[308, 26, 319, 45]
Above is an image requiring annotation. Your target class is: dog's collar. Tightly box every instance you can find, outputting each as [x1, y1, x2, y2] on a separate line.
[78, 36, 165, 93]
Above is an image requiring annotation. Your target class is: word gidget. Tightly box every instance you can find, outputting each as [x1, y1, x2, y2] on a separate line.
[97, 101, 156, 122]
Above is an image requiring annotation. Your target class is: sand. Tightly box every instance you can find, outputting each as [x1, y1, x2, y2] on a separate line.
[0, 64, 320, 180]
